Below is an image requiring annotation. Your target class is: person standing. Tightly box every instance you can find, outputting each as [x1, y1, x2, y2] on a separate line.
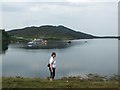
[48, 52, 56, 81]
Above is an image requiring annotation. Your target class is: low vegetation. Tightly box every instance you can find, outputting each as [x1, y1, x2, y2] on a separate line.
[2, 74, 119, 88]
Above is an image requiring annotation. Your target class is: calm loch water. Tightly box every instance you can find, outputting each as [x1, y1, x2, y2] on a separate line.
[2, 39, 118, 78]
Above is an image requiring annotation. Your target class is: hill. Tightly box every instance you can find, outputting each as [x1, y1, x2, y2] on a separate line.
[7, 25, 94, 40]
[1, 29, 9, 42]
[0, 29, 9, 52]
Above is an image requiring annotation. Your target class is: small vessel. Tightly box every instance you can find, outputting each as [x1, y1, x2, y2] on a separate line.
[67, 41, 71, 44]
[28, 41, 34, 47]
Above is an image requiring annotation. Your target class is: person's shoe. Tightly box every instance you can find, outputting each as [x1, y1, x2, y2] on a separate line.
[50, 78, 53, 81]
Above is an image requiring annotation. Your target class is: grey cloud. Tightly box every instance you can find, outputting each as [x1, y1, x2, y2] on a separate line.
[2, 2, 30, 12]
[2, 2, 116, 12]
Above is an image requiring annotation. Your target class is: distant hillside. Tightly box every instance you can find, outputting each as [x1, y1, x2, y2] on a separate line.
[7, 25, 94, 40]
[0, 29, 9, 52]
[1, 29, 9, 42]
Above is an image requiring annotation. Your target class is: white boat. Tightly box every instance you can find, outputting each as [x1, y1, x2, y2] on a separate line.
[28, 41, 34, 47]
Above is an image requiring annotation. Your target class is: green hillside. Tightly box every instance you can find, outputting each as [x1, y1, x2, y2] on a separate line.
[0, 29, 9, 52]
[7, 25, 94, 40]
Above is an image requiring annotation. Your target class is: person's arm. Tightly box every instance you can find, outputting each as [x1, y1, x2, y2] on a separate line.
[49, 57, 53, 72]
[50, 63, 53, 72]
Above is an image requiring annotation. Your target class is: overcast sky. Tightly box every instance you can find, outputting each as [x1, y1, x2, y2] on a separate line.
[0, 0, 119, 36]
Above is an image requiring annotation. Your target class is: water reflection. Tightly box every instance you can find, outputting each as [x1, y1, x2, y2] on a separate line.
[2, 39, 118, 78]
[9, 40, 87, 50]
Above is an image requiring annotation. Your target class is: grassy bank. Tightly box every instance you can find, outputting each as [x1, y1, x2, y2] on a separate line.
[2, 74, 119, 88]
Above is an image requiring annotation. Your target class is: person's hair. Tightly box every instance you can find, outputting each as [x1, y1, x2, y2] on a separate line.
[51, 52, 56, 56]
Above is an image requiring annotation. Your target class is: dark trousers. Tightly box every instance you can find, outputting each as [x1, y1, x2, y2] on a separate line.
[49, 67, 55, 79]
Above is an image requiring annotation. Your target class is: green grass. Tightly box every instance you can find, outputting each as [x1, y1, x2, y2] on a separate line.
[2, 75, 119, 88]
[0, 77, 2, 89]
